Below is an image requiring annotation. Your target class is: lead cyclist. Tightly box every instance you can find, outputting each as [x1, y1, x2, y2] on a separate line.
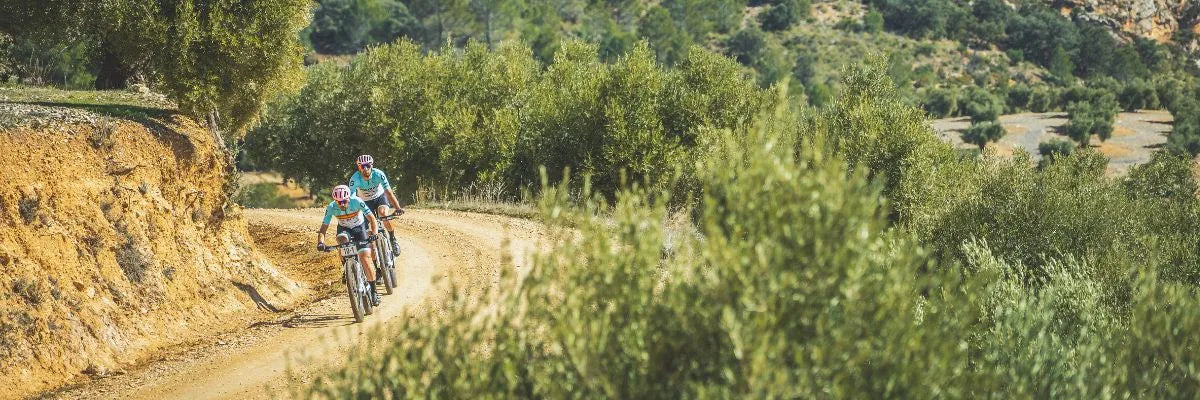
[347, 155, 404, 255]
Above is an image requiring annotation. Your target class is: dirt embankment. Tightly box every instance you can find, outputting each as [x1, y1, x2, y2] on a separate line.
[0, 105, 307, 398]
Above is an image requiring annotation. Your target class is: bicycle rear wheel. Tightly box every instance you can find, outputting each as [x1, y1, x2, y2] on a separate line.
[377, 229, 396, 294]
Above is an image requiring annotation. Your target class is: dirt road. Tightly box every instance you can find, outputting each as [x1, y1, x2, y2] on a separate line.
[931, 110, 1173, 174]
[43, 208, 545, 399]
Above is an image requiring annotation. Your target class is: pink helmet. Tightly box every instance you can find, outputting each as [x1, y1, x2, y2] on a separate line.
[357, 154, 373, 167]
[332, 185, 352, 205]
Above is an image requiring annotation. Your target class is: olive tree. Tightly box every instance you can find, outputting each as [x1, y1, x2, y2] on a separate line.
[0, 0, 311, 137]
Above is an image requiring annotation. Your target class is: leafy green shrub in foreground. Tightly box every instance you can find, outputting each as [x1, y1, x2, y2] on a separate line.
[301, 87, 1200, 399]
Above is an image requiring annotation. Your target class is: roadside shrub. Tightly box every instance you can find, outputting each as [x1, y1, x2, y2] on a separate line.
[304, 99, 977, 398]
[801, 59, 962, 226]
[248, 40, 770, 199]
[303, 61, 1200, 398]
[962, 121, 1004, 149]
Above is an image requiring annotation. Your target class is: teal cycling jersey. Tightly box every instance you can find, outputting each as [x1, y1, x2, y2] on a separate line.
[322, 197, 373, 228]
[348, 168, 392, 201]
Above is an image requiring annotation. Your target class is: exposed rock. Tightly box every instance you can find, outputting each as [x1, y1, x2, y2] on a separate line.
[1055, 0, 1200, 65]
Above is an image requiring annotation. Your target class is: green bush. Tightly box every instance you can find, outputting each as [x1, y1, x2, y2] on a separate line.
[1037, 138, 1075, 166]
[1005, 84, 1032, 113]
[962, 87, 1003, 123]
[1119, 79, 1160, 111]
[1167, 98, 1200, 156]
[1125, 151, 1198, 200]
[920, 87, 958, 118]
[302, 61, 1200, 398]
[758, 0, 810, 32]
[1064, 93, 1118, 146]
[248, 40, 770, 198]
[962, 121, 1005, 149]
[1027, 85, 1057, 113]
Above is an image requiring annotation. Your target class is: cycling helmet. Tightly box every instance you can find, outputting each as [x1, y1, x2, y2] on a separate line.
[357, 155, 374, 169]
[332, 185, 352, 207]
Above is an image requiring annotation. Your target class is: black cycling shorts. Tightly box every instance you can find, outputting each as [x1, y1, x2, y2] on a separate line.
[363, 195, 390, 214]
[336, 224, 371, 251]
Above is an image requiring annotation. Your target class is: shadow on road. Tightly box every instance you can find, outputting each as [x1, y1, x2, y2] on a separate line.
[248, 313, 351, 329]
[232, 281, 280, 313]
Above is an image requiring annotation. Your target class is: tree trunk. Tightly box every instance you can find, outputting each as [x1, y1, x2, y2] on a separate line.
[93, 47, 129, 90]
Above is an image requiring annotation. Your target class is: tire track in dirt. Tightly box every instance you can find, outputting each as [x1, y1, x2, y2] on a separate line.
[41, 208, 545, 400]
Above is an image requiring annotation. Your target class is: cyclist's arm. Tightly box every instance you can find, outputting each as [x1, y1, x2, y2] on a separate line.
[317, 205, 334, 245]
[385, 188, 403, 210]
[366, 212, 379, 235]
[379, 170, 403, 210]
[317, 223, 330, 245]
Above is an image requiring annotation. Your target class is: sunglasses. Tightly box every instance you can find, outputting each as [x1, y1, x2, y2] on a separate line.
[358, 162, 372, 170]
[337, 198, 349, 207]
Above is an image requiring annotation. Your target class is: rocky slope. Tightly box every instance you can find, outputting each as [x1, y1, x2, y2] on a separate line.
[0, 102, 306, 398]
[1059, 0, 1200, 60]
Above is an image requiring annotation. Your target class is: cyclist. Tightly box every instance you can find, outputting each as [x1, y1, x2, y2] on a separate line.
[347, 155, 403, 255]
[316, 185, 382, 306]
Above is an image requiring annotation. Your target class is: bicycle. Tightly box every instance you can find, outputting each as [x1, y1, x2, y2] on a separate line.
[320, 234, 374, 323]
[371, 211, 402, 294]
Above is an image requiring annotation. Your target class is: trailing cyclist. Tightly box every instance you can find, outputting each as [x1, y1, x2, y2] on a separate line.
[347, 155, 404, 255]
[316, 185, 382, 306]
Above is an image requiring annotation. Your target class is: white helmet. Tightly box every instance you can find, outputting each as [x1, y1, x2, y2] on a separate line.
[356, 154, 374, 168]
[332, 185, 352, 204]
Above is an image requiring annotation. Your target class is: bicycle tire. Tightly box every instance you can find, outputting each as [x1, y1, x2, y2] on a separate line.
[345, 259, 364, 323]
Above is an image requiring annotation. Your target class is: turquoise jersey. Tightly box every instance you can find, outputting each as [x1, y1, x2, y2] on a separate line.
[322, 197, 373, 228]
[347, 168, 392, 201]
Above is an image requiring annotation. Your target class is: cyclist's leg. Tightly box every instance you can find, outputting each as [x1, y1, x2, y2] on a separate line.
[370, 199, 400, 253]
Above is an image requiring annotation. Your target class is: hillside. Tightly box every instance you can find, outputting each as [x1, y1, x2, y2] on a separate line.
[0, 89, 312, 398]
[1066, 0, 1199, 44]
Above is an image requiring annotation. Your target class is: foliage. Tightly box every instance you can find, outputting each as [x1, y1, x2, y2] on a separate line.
[1064, 93, 1118, 146]
[962, 87, 1002, 124]
[1037, 138, 1074, 166]
[0, 35, 94, 89]
[302, 61, 1200, 398]
[724, 26, 792, 87]
[758, 0, 810, 32]
[639, 6, 691, 65]
[308, 0, 418, 54]
[1118, 79, 1160, 112]
[0, 0, 312, 136]
[1124, 151, 1198, 201]
[1167, 98, 1200, 157]
[920, 87, 957, 118]
[247, 41, 770, 198]
[962, 121, 1004, 149]
[869, 0, 963, 39]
